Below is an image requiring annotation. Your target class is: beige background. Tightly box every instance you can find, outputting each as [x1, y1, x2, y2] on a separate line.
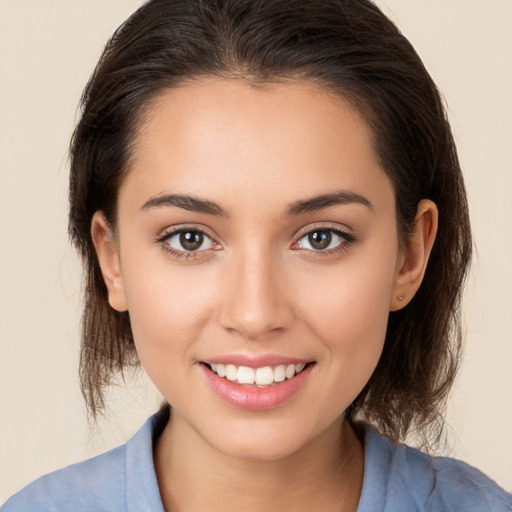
[1, 0, 511, 501]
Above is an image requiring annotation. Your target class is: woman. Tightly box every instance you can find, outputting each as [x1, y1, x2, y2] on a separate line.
[3, 0, 510, 510]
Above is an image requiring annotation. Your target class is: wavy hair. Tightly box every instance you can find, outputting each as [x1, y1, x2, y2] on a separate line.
[69, 0, 472, 448]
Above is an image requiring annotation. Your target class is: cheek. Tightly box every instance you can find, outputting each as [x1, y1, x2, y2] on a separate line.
[295, 243, 397, 369]
[119, 252, 219, 380]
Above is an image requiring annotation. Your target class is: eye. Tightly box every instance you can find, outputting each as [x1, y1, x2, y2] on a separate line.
[295, 229, 353, 252]
[162, 229, 217, 253]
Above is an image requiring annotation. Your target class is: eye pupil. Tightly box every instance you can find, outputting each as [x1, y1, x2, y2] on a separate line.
[180, 231, 203, 251]
[308, 230, 332, 250]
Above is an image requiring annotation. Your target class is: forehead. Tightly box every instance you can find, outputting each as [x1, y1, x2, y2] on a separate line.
[121, 79, 393, 214]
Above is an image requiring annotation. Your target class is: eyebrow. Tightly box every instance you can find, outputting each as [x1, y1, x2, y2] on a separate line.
[286, 191, 373, 216]
[141, 194, 227, 216]
[140, 190, 373, 217]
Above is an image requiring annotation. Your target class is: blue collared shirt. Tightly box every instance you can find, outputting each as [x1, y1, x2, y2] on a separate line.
[3, 407, 511, 511]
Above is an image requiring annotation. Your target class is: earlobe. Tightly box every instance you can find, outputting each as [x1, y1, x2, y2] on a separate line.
[390, 199, 438, 311]
[91, 212, 128, 312]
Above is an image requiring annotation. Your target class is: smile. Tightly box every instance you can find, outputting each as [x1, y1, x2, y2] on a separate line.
[207, 363, 308, 387]
[200, 360, 315, 410]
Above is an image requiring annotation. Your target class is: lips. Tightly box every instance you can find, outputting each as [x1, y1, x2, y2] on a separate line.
[199, 357, 315, 410]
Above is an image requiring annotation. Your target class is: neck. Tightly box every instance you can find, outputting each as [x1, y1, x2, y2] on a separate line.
[154, 410, 364, 512]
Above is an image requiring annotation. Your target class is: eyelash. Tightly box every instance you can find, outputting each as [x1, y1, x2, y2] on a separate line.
[292, 225, 356, 256]
[156, 225, 356, 261]
[156, 226, 220, 261]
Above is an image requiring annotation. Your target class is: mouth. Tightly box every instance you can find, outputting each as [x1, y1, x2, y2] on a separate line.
[201, 361, 314, 388]
[199, 359, 316, 410]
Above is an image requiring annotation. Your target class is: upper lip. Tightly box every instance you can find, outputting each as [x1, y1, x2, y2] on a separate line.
[201, 354, 314, 368]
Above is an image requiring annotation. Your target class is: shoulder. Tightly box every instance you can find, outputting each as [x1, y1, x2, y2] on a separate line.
[359, 426, 512, 512]
[1, 444, 126, 512]
[396, 444, 511, 511]
[2, 406, 169, 512]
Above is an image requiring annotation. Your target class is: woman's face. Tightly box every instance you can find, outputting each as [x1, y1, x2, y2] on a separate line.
[99, 79, 407, 460]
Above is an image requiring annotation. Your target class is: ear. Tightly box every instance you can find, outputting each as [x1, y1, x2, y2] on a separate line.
[390, 199, 438, 311]
[91, 211, 128, 312]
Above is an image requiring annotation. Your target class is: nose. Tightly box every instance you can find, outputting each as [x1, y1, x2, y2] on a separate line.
[218, 248, 294, 341]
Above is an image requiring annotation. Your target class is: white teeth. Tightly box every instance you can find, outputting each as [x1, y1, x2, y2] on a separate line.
[216, 363, 226, 377]
[226, 364, 238, 381]
[255, 366, 274, 386]
[274, 365, 286, 382]
[237, 366, 255, 384]
[209, 362, 309, 386]
[285, 364, 296, 379]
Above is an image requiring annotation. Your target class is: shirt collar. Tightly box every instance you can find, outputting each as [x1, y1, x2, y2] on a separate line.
[126, 405, 169, 512]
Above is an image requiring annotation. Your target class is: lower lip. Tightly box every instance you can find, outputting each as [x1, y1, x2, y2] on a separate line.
[200, 364, 314, 410]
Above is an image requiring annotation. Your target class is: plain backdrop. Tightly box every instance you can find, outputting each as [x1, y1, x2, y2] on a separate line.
[1, 0, 511, 501]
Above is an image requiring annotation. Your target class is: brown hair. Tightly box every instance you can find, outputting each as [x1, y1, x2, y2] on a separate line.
[69, 0, 472, 447]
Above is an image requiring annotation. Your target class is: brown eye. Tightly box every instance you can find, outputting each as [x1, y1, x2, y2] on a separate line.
[295, 228, 354, 252]
[164, 229, 216, 253]
[308, 230, 332, 250]
[180, 231, 204, 251]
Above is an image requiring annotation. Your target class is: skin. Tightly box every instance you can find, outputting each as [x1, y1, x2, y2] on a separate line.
[92, 79, 437, 512]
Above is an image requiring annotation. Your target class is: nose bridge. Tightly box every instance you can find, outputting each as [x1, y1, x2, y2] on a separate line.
[219, 242, 291, 340]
